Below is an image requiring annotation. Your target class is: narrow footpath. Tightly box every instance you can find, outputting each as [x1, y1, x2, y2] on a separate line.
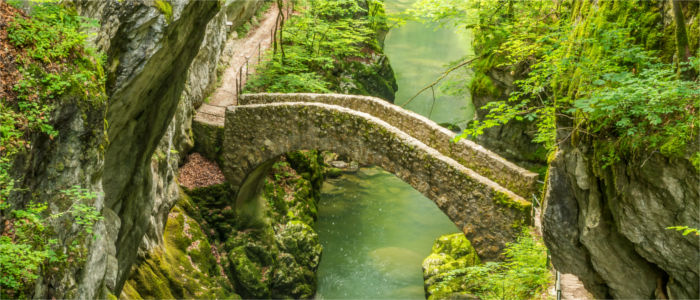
[195, 4, 282, 126]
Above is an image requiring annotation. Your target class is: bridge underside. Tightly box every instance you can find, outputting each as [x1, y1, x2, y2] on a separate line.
[222, 101, 531, 260]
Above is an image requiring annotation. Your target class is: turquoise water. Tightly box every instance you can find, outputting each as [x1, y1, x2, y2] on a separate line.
[384, 0, 475, 128]
[314, 167, 459, 299]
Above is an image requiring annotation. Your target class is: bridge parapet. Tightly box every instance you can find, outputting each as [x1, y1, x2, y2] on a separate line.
[223, 102, 531, 260]
[239, 93, 538, 198]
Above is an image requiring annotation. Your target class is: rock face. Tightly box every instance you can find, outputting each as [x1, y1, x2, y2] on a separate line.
[120, 196, 238, 299]
[339, 53, 398, 102]
[23, 0, 264, 297]
[543, 144, 699, 299]
[9, 99, 112, 299]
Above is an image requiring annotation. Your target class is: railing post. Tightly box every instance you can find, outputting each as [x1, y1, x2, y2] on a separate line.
[238, 66, 243, 95]
[556, 271, 561, 300]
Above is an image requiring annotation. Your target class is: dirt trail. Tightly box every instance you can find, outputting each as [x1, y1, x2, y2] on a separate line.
[195, 4, 283, 126]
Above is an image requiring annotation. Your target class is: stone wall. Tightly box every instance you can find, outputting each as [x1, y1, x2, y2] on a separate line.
[239, 93, 538, 199]
[222, 102, 531, 260]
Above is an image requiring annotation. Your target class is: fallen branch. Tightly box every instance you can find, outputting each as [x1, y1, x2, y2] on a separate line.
[400, 55, 484, 108]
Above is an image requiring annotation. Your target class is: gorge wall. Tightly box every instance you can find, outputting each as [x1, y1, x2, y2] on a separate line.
[468, 1, 699, 299]
[3, 0, 264, 297]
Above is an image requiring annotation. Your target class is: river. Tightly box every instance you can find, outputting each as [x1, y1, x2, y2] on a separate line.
[314, 1, 474, 298]
[314, 167, 459, 299]
[383, 0, 474, 128]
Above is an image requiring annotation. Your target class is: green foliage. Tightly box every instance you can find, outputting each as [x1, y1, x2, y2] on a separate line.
[430, 231, 550, 300]
[0, 186, 102, 298]
[573, 60, 699, 163]
[244, 0, 376, 93]
[667, 226, 700, 236]
[61, 186, 103, 234]
[1, 1, 105, 211]
[419, 0, 700, 167]
[8, 2, 104, 103]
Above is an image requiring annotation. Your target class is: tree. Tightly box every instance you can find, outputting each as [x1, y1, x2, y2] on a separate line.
[671, 0, 693, 79]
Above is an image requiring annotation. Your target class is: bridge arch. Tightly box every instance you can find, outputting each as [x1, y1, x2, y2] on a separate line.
[239, 93, 538, 198]
[222, 101, 530, 259]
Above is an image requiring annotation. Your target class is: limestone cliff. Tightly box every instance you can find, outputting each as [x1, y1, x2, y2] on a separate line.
[77, 0, 263, 297]
[2, 0, 266, 297]
[75, 1, 225, 296]
[543, 142, 699, 299]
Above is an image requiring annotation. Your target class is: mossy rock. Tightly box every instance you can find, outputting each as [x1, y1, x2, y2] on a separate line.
[121, 201, 238, 299]
[228, 246, 272, 299]
[275, 220, 323, 270]
[183, 184, 236, 242]
[422, 233, 481, 300]
[325, 167, 343, 178]
[270, 221, 322, 299]
[431, 233, 480, 264]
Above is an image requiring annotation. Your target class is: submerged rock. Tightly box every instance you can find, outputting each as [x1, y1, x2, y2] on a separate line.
[369, 247, 423, 281]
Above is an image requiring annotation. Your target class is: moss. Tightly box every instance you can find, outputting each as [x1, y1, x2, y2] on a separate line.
[228, 246, 271, 298]
[154, 0, 173, 23]
[326, 167, 342, 178]
[469, 71, 500, 97]
[431, 233, 480, 266]
[119, 282, 143, 300]
[493, 190, 531, 213]
[123, 194, 238, 299]
[691, 152, 700, 173]
[183, 184, 236, 242]
[422, 233, 481, 300]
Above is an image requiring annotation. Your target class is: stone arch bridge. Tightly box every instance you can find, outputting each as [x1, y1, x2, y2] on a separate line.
[204, 93, 539, 260]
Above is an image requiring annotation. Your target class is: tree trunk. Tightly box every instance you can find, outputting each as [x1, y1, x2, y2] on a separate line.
[671, 0, 692, 78]
[277, 0, 285, 64]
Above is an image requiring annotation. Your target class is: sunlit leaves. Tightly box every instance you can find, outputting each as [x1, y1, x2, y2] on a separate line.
[245, 0, 376, 93]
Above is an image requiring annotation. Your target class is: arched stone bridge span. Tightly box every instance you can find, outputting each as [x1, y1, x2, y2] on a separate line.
[239, 93, 538, 198]
[221, 95, 536, 260]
